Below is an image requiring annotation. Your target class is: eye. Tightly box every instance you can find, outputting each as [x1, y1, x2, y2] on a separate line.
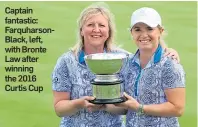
[87, 23, 94, 27]
[134, 28, 140, 31]
[147, 27, 153, 31]
[99, 24, 105, 27]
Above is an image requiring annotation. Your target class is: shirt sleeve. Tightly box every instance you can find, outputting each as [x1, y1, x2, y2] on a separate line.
[162, 59, 186, 89]
[52, 55, 72, 92]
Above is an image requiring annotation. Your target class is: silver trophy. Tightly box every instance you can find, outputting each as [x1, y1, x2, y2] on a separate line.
[84, 53, 128, 104]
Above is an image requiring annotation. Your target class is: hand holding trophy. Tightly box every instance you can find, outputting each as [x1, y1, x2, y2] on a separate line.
[84, 53, 128, 104]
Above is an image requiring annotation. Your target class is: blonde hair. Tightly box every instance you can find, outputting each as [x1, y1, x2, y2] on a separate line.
[71, 2, 117, 56]
[157, 25, 168, 49]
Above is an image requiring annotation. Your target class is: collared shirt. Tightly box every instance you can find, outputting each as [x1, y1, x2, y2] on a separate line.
[78, 50, 86, 65]
[52, 49, 129, 127]
[124, 45, 185, 127]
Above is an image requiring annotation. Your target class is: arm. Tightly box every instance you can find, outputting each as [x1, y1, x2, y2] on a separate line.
[52, 55, 82, 117]
[116, 61, 185, 117]
[52, 56, 97, 117]
[53, 91, 82, 116]
[143, 61, 185, 116]
[144, 60, 185, 116]
[143, 88, 185, 117]
[53, 91, 95, 117]
[117, 88, 185, 117]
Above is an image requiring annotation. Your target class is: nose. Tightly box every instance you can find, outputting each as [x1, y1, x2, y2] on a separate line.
[93, 24, 100, 32]
[140, 31, 148, 37]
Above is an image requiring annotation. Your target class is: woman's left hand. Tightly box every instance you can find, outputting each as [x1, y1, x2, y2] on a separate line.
[115, 92, 140, 111]
[164, 48, 180, 63]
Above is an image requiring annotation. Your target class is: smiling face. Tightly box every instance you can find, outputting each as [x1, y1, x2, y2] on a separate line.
[131, 22, 163, 52]
[81, 13, 109, 51]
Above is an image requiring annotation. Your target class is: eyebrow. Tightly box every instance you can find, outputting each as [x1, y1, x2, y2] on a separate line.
[133, 26, 153, 29]
[133, 27, 140, 29]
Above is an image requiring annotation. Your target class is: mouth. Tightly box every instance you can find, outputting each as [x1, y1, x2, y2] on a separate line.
[91, 35, 102, 38]
[139, 39, 151, 44]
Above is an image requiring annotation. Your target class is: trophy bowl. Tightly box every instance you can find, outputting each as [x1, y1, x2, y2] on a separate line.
[84, 53, 128, 104]
[84, 53, 127, 74]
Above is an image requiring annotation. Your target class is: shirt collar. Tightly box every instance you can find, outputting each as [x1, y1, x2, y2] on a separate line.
[79, 50, 86, 65]
[132, 44, 163, 68]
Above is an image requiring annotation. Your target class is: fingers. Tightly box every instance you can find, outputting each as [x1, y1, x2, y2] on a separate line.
[167, 52, 176, 58]
[114, 92, 131, 109]
[83, 96, 95, 101]
[164, 48, 169, 56]
[80, 96, 106, 112]
[171, 54, 180, 63]
[164, 48, 174, 56]
[123, 92, 132, 100]
[80, 96, 95, 109]
[166, 53, 180, 63]
[163, 48, 180, 63]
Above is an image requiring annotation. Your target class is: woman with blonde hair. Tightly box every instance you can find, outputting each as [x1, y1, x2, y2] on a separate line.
[52, 3, 128, 127]
[52, 3, 180, 127]
[116, 7, 185, 127]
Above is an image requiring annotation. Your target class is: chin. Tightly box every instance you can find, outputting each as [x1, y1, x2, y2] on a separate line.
[91, 41, 105, 45]
[139, 46, 153, 51]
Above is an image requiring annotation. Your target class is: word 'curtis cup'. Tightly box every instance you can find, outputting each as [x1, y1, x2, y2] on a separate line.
[84, 53, 128, 104]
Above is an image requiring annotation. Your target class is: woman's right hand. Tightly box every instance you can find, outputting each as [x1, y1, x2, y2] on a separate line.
[114, 92, 140, 111]
[80, 96, 104, 112]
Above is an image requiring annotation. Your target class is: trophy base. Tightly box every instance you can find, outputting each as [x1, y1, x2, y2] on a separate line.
[89, 97, 126, 104]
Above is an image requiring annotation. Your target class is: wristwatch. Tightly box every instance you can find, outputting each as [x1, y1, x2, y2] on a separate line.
[137, 104, 144, 115]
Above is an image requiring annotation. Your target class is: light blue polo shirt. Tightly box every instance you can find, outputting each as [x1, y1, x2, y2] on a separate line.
[124, 45, 185, 127]
[52, 49, 129, 127]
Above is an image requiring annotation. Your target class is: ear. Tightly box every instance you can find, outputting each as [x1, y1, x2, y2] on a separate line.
[80, 28, 84, 36]
[130, 31, 134, 40]
[160, 28, 164, 34]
